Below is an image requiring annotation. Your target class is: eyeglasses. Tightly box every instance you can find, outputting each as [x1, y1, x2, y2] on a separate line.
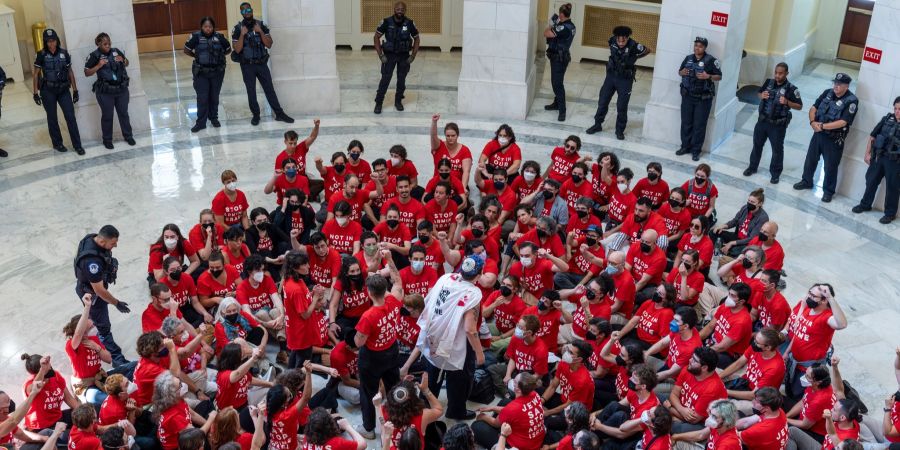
[690, 224, 702, 230]
[564, 144, 577, 150]
[241, 8, 252, 14]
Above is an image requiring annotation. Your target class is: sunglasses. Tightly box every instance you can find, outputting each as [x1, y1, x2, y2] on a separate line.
[241, 8, 253, 14]
[690, 224, 702, 230]
[564, 144, 577, 150]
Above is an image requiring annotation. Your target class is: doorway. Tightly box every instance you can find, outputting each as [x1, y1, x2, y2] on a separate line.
[836, 0, 873, 62]
[133, 0, 228, 53]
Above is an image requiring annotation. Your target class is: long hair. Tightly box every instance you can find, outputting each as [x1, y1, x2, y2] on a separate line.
[153, 224, 186, 258]
[338, 256, 364, 291]
[62, 314, 82, 338]
[303, 408, 341, 446]
[265, 384, 291, 438]
[151, 372, 182, 420]
[385, 380, 424, 429]
[564, 401, 591, 436]
[209, 407, 239, 450]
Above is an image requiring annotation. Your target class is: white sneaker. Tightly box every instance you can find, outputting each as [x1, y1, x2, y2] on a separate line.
[355, 425, 375, 440]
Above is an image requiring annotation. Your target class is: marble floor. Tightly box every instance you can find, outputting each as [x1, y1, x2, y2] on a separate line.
[0, 48, 898, 441]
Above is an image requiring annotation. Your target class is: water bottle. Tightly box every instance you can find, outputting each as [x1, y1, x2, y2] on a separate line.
[110, 52, 118, 81]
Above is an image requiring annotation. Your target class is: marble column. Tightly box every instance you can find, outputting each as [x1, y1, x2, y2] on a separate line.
[457, 0, 538, 119]
[642, 0, 751, 153]
[42, 0, 150, 142]
[263, 0, 340, 114]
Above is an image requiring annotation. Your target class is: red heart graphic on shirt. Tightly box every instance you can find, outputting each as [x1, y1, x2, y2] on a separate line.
[457, 300, 465, 306]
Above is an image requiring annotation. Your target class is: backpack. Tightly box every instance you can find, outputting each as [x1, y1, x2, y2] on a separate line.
[467, 368, 495, 404]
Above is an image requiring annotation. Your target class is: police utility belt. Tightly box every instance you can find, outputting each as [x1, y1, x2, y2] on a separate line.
[610, 67, 635, 80]
[760, 113, 790, 126]
[40, 79, 70, 90]
[681, 87, 713, 100]
[193, 63, 225, 76]
[546, 49, 571, 63]
[92, 77, 129, 94]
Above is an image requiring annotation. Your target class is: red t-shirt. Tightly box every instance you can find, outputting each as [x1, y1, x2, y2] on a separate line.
[681, 180, 719, 218]
[626, 242, 666, 285]
[399, 265, 438, 298]
[607, 190, 637, 223]
[269, 398, 304, 450]
[237, 432, 254, 450]
[675, 371, 727, 420]
[142, 305, 184, 333]
[322, 167, 347, 201]
[301, 436, 357, 450]
[220, 243, 250, 274]
[216, 370, 252, 409]
[69, 426, 101, 450]
[667, 270, 705, 306]
[283, 277, 316, 351]
[481, 182, 519, 212]
[753, 291, 791, 330]
[356, 295, 402, 351]
[547, 147, 581, 182]
[305, 245, 341, 287]
[787, 303, 836, 363]
[98, 395, 128, 425]
[566, 215, 603, 242]
[333, 279, 371, 318]
[328, 189, 372, 222]
[23, 373, 66, 429]
[800, 385, 835, 436]
[65, 336, 105, 378]
[569, 295, 612, 338]
[236, 275, 278, 311]
[381, 406, 424, 450]
[666, 331, 702, 370]
[567, 241, 605, 278]
[633, 178, 671, 209]
[425, 175, 467, 200]
[591, 164, 615, 204]
[162, 273, 197, 309]
[748, 236, 785, 271]
[381, 197, 425, 232]
[823, 421, 860, 450]
[346, 159, 372, 185]
[460, 227, 501, 262]
[387, 158, 419, 179]
[618, 213, 669, 246]
[482, 292, 527, 333]
[560, 179, 594, 216]
[497, 391, 546, 450]
[196, 265, 240, 298]
[321, 219, 363, 254]
[712, 305, 753, 355]
[626, 390, 660, 421]
[272, 174, 311, 205]
[509, 259, 556, 298]
[521, 306, 562, 351]
[888, 400, 900, 443]
[481, 140, 522, 172]
[188, 223, 225, 251]
[374, 220, 412, 248]
[612, 270, 636, 319]
[423, 199, 459, 233]
[641, 429, 671, 450]
[739, 410, 788, 450]
[147, 240, 197, 273]
[213, 311, 261, 355]
[677, 233, 715, 268]
[396, 314, 420, 349]
[657, 202, 693, 236]
[329, 341, 359, 378]
[519, 228, 566, 257]
[706, 428, 741, 450]
[635, 302, 675, 346]
[588, 337, 619, 373]
[157, 400, 191, 450]
[505, 336, 550, 376]
[741, 348, 786, 390]
[275, 142, 309, 174]
[432, 140, 472, 182]
[510, 175, 543, 202]
[556, 361, 595, 407]
[211, 190, 249, 225]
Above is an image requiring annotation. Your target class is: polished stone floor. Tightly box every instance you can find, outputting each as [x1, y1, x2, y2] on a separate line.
[0, 49, 898, 440]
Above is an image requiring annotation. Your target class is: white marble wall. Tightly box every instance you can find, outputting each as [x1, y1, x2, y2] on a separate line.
[41, 0, 150, 142]
[457, 0, 537, 119]
[264, 0, 340, 114]
[642, 0, 750, 153]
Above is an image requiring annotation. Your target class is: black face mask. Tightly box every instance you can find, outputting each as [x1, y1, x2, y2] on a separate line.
[439, 172, 450, 180]
[224, 313, 239, 323]
[576, 210, 589, 219]
[169, 270, 182, 280]
[751, 407, 762, 416]
[648, 172, 659, 182]
[572, 175, 583, 184]
[757, 233, 769, 242]
[543, 190, 555, 199]
[615, 355, 627, 367]
[536, 229, 549, 239]
[209, 269, 223, 278]
[399, 307, 411, 317]
[584, 289, 596, 300]
[500, 286, 512, 297]
[805, 297, 819, 309]
[538, 301, 549, 312]
[627, 380, 637, 391]
[585, 331, 597, 341]
[256, 222, 269, 231]
[742, 259, 753, 269]
[894, 390, 900, 402]
[585, 237, 597, 247]
[668, 199, 682, 209]
[157, 348, 169, 358]
[419, 235, 430, 244]
[695, 176, 706, 185]
[203, 223, 215, 231]
[747, 202, 757, 212]
[651, 292, 663, 303]
[750, 340, 763, 353]
[45, 368, 56, 379]
[349, 274, 364, 283]
[640, 242, 652, 253]
[334, 163, 345, 173]
[386, 219, 399, 228]
[471, 228, 485, 238]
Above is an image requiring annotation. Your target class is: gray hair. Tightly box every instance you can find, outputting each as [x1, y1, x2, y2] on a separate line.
[575, 196, 594, 209]
[216, 297, 241, 322]
[709, 399, 738, 429]
[151, 372, 181, 417]
[743, 245, 766, 266]
[160, 317, 182, 337]
[536, 216, 558, 234]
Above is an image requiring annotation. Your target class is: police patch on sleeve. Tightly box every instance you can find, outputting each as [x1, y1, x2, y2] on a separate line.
[637, 44, 644, 52]
[88, 263, 100, 274]
[556, 25, 564, 32]
[794, 88, 800, 98]
[849, 103, 857, 114]
[714, 59, 721, 69]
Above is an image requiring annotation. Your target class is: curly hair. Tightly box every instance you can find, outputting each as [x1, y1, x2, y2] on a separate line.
[303, 408, 341, 445]
[442, 423, 474, 450]
[209, 407, 239, 450]
[137, 331, 164, 358]
[62, 314, 82, 338]
[385, 380, 424, 429]
[275, 369, 305, 396]
[151, 372, 182, 420]
[104, 374, 126, 397]
[564, 401, 591, 436]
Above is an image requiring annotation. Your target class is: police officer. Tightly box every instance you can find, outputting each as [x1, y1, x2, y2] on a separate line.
[373, 1, 419, 114]
[586, 25, 650, 139]
[793, 73, 858, 203]
[84, 33, 135, 150]
[232, 2, 293, 126]
[185, 16, 231, 133]
[74, 225, 131, 367]
[32, 29, 84, 155]
[543, 3, 576, 122]
[852, 96, 900, 224]
[0, 65, 7, 157]
[675, 37, 722, 161]
[744, 62, 802, 184]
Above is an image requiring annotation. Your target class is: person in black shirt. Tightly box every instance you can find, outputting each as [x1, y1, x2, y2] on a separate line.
[84, 33, 134, 150]
[184, 16, 231, 132]
[852, 97, 900, 224]
[744, 63, 803, 184]
[587, 26, 651, 139]
[33, 28, 83, 155]
[373, 2, 420, 114]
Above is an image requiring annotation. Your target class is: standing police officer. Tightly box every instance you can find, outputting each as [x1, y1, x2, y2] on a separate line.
[232, 2, 293, 126]
[373, 1, 419, 114]
[185, 16, 231, 133]
[675, 37, 722, 161]
[543, 3, 576, 122]
[74, 225, 131, 367]
[586, 25, 650, 139]
[33, 29, 84, 155]
[793, 73, 858, 203]
[744, 62, 802, 184]
[85, 33, 135, 150]
[852, 96, 900, 224]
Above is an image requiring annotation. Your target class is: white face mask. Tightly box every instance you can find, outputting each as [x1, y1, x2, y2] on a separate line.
[180, 331, 190, 342]
[523, 171, 536, 182]
[617, 183, 628, 192]
[704, 416, 719, 429]
[800, 376, 813, 388]
[391, 157, 401, 166]
[226, 182, 237, 191]
[179, 382, 189, 397]
[126, 381, 138, 395]
[561, 352, 574, 364]
[514, 327, 525, 339]
[520, 257, 533, 267]
[640, 410, 651, 424]
[724, 296, 737, 308]
[336, 217, 348, 226]
[498, 137, 510, 146]
[86, 327, 98, 337]
[411, 261, 425, 273]
[690, 234, 702, 243]
[252, 271, 265, 283]
[164, 238, 178, 250]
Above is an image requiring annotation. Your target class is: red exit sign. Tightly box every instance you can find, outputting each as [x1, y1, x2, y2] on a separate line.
[711, 11, 729, 27]
[864, 46, 882, 64]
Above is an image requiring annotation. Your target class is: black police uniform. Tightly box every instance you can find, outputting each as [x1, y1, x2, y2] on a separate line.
[85, 48, 133, 145]
[799, 87, 858, 198]
[74, 234, 126, 365]
[592, 36, 649, 135]
[375, 15, 418, 108]
[231, 19, 286, 120]
[546, 17, 576, 118]
[34, 41, 82, 151]
[858, 113, 900, 220]
[678, 51, 722, 157]
[185, 31, 231, 128]
[748, 78, 802, 179]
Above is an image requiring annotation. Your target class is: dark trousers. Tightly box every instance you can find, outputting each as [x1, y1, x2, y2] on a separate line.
[860, 154, 900, 217]
[375, 52, 411, 105]
[96, 89, 132, 143]
[549, 56, 570, 114]
[288, 347, 313, 369]
[193, 70, 225, 125]
[76, 286, 126, 365]
[680, 94, 713, 156]
[801, 133, 844, 196]
[709, 229, 744, 257]
[40, 87, 81, 148]
[593, 73, 633, 133]
[240, 62, 283, 117]
[426, 343, 476, 419]
[749, 120, 787, 177]
[358, 344, 401, 431]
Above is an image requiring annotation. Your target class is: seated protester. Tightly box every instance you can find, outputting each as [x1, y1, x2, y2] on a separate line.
[673, 215, 714, 278]
[719, 327, 786, 413]
[667, 249, 705, 307]
[510, 160, 543, 202]
[266, 366, 314, 450]
[133, 332, 207, 408]
[321, 201, 363, 255]
[734, 387, 789, 450]
[245, 209, 290, 280]
[566, 197, 603, 241]
[545, 135, 587, 183]
[281, 251, 325, 369]
[599, 337, 646, 404]
[493, 314, 551, 395]
[476, 124, 522, 188]
[188, 209, 226, 262]
[514, 216, 566, 258]
[745, 221, 784, 272]
[327, 257, 371, 343]
[475, 168, 518, 223]
[711, 188, 769, 257]
[236, 255, 285, 343]
[592, 364, 660, 446]
[522, 179, 569, 231]
[207, 407, 257, 450]
[625, 229, 667, 303]
[354, 231, 390, 276]
[559, 274, 615, 342]
[220, 228, 250, 274]
[549, 402, 593, 450]
[617, 283, 676, 351]
[699, 282, 754, 369]
[70, 403, 128, 450]
[396, 294, 425, 358]
[666, 347, 728, 433]
[509, 242, 570, 305]
[215, 343, 273, 411]
[520, 290, 572, 352]
[160, 317, 217, 400]
[482, 276, 527, 350]
[374, 205, 413, 260]
[632, 162, 671, 210]
[423, 181, 459, 235]
[162, 256, 212, 327]
[148, 224, 200, 283]
[387, 144, 420, 191]
[557, 224, 606, 290]
[314, 152, 350, 213]
[605, 197, 669, 253]
[456, 214, 500, 263]
[153, 373, 211, 450]
[671, 399, 741, 449]
[800, 357, 868, 450]
[472, 372, 546, 450]
[782, 283, 847, 399]
[264, 157, 311, 206]
[212, 297, 266, 356]
[424, 159, 467, 208]
[785, 363, 834, 444]
[292, 232, 341, 289]
[329, 329, 361, 405]
[635, 405, 673, 450]
[378, 377, 444, 450]
[399, 245, 438, 298]
[605, 251, 636, 324]
[272, 190, 317, 245]
[364, 158, 398, 227]
[681, 163, 718, 220]
[430, 115, 472, 184]
[274, 125, 319, 196]
[20, 354, 78, 433]
[645, 307, 702, 396]
[884, 348, 900, 445]
[560, 163, 594, 219]
[605, 168, 637, 228]
[344, 140, 372, 185]
[445, 238, 500, 305]
[413, 220, 445, 276]
[303, 407, 367, 450]
[64, 296, 113, 405]
[143, 283, 187, 333]
[309, 281, 333, 359]
[583, 318, 619, 399]
[383, 176, 426, 233]
[657, 187, 692, 256]
[590, 152, 620, 214]
[750, 270, 791, 331]
[99, 374, 138, 425]
[541, 341, 596, 430]
[326, 174, 380, 224]
[212, 169, 251, 229]
[501, 204, 536, 275]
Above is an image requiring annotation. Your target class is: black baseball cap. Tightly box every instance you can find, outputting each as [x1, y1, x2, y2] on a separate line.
[832, 73, 852, 84]
[694, 36, 708, 47]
